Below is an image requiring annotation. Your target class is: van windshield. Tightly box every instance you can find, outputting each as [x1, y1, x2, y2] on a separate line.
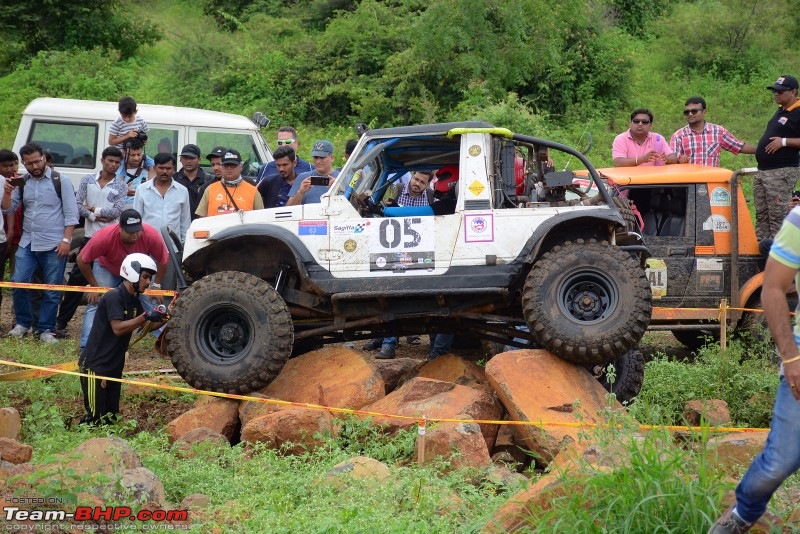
[196, 131, 264, 178]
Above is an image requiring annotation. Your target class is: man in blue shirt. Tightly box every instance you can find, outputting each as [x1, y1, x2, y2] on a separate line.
[258, 145, 300, 208]
[133, 153, 191, 244]
[255, 126, 312, 186]
[287, 140, 340, 206]
[1, 143, 79, 343]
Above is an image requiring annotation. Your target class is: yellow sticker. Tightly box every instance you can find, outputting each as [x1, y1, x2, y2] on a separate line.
[468, 144, 482, 157]
[468, 180, 485, 196]
[344, 239, 357, 252]
[645, 258, 667, 299]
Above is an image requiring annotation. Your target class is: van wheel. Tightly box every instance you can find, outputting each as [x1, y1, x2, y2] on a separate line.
[165, 271, 293, 393]
[522, 239, 652, 366]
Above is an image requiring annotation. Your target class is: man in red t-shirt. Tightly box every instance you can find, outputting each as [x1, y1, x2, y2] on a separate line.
[77, 208, 168, 351]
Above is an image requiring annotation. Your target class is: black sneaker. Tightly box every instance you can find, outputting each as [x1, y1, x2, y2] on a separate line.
[376, 346, 396, 359]
[362, 339, 382, 351]
[53, 329, 68, 339]
[406, 335, 421, 345]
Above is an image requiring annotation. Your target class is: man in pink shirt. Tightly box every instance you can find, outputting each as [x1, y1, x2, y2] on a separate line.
[77, 209, 169, 351]
[670, 96, 755, 167]
[612, 108, 678, 167]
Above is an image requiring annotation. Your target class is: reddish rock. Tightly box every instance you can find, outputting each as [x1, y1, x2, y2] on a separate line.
[415, 355, 493, 393]
[362, 377, 503, 449]
[62, 437, 142, 478]
[166, 398, 239, 444]
[482, 474, 566, 533]
[418, 417, 491, 470]
[373, 358, 421, 393]
[484, 465, 528, 489]
[485, 349, 622, 464]
[241, 407, 336, 455]
[0, 437, 32, 464]
[684, 399, 731, 426]
[263, 347, 385, 410]
[324, 456, 391, 487]
[238, 392, 283, 427]
[0, 407, 22, 440]
[172, 427, 230, 458]
[707, 432, 769, 475]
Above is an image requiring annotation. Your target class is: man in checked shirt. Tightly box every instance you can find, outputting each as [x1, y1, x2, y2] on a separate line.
[670, 96, 756, 167]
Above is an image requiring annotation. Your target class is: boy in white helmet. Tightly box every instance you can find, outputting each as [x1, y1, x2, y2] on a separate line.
[78, 253, 167, 425]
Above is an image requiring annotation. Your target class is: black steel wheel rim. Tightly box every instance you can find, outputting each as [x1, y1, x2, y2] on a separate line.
[196, 304, 254, 364]
[557, 270, 619, 324]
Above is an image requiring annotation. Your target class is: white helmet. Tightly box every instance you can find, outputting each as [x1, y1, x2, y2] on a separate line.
[120, 253, 157, 283]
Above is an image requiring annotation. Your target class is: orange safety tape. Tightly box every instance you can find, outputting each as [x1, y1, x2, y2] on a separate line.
[0, 280, 174, 297]
[0, 358, 770, 434]
[0, 361, 79, 381]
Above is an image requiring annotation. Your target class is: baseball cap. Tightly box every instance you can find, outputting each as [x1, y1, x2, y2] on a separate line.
[767, 75, 799, 91]
[119, 209, 144, 233]
[221, 149, 242, 165]
[206, 146, 226, 160]
[310, 140, 334, 157]
[180, 144, 201, 158]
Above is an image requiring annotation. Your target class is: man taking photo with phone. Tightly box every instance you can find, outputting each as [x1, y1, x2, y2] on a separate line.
[287, 140, 340, 206]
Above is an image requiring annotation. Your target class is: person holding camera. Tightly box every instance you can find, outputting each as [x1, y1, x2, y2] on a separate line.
[108, 96, 149, 149]
[195, 149, 263, 217]
[286, 140, 340, 206]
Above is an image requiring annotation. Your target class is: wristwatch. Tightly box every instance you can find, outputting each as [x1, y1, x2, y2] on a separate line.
[61, 237, 71, 244]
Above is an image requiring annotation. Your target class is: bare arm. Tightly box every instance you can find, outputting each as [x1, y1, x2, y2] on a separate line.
[762, 256, 800, 400]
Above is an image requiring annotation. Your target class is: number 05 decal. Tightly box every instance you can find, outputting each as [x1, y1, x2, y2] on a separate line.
[369, 217, 435, 272]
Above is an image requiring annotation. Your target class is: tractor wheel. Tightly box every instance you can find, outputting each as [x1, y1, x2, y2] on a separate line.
[165, 271, 293, 393]
[522, 239, 652, 366]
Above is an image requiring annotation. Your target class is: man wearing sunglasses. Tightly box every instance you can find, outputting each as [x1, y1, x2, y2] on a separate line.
[750, 75, 800, 241]
[255, 126, 312, 187]
[670, 96, 755, 167]
[612, 108, 677, 167]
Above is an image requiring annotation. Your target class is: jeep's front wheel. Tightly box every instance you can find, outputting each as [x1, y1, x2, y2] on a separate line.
[165, 271, 294, 393]
[522, 239, 651, 366]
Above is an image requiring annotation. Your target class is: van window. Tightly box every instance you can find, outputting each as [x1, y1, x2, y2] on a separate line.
[28, 121, 98, 168]
[148, 128, 179, 160]
[196, 131, 265, 177]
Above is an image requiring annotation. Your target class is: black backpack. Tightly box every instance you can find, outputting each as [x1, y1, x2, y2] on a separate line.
[19, 171, 64, 205]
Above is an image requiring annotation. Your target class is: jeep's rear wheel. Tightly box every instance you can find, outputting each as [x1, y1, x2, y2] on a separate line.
[522, 239, 651, 366]
[588, 347, 645, 404]
[166, 271, 293, 393]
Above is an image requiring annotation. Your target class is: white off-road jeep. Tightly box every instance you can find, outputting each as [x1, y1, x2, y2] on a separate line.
[163, 122, 652, 393]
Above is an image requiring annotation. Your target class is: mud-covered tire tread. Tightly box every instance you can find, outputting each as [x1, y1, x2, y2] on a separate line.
[612, 196, 639, 232]
[596, 348, 645, 404]
[166, 271, 293, 394]
[522, 239, 652, 366]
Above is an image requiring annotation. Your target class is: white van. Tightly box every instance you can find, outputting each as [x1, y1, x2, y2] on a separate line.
[13, 98, 273, 186]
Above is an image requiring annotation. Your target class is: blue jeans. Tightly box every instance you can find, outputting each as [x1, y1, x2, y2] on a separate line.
[734, 375, 800, 522]
[429, 333, 454, 360]
[382, 337, 397, 349]
[80, 263, 157, 350]
[11, 245, 66, 333]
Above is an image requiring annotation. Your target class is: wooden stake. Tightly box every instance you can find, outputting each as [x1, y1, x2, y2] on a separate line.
[720, 298, 728, 351]
[416, 416, 426, 465]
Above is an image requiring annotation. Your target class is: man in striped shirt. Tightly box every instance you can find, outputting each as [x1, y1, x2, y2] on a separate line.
[670, 96, 755, 167]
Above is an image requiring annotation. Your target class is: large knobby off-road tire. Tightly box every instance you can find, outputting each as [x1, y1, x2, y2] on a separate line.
[588, 347, 645, 405]
[612, 196, 639, 232]
[165, 271, 294, 393]
[522, 239, 652, 366]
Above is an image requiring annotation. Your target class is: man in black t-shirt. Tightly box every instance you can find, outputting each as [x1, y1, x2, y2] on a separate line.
[78, 253, 167, 425]
[754, 74, 800, 240]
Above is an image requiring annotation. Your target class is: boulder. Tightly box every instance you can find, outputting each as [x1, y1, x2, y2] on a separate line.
[706, 432, 769, 475]
[166, 398, 239, 444]
[324, 456, 391, 487]
[484, 465, 528, 490]
[241, 407, 336, 455]
[172, 427, 230, 458]
[485, 349, 622, 464]
[238, 392, 283, 427]
[491, 425, 530, 469]
[116, 467, 166, 508]
[482, 474, 566, 533]
[417, 417, 491, 470]
[683, 399, 731, 426]
[0, 437, 32, 464]
[262, 347, 385, 410]
[0, 407, 22, 440]
[372, 358, 420, 393]
[66, 437, 142, 478]
[414, 355, 493, 393]
[362, 377, 503, 449]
